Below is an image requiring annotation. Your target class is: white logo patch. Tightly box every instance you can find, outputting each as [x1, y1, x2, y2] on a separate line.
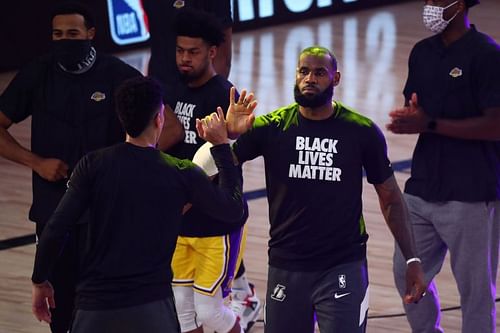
[338, 274, 346, 289]
[270, 284, 287, 302]
[334, 292, 351, 299]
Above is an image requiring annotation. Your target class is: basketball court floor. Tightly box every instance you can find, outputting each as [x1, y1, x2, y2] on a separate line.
[1, 1, 499, 332]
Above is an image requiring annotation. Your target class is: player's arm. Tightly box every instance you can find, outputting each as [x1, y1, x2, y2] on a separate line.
[0, 111, 68, 181]
[182, 107, 244, 222]
[373, 175, 426, 304]
[31, 155, 92, 323]
[158, 103, 184, 151]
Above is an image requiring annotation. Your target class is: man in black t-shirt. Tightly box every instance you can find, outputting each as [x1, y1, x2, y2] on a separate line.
[142, 0, 232, 93]
[157, 9, 261, 333]
[31, 76, 245, 333]
[0, 3, 181, 333]
[387, 1, 500, 332]
[223, 46, 427, 332]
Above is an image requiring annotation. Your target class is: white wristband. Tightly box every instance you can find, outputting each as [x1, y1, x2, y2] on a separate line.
[406, 257, 421, 265]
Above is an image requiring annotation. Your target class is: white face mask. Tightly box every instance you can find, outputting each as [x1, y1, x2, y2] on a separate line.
[422, 1, 459, 34]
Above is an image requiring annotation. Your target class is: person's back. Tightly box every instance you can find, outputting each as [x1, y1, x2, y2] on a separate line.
[32, 76, 245, 333]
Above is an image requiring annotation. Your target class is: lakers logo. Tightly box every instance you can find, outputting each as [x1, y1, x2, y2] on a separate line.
[449, 67, 463, 78]
[91, 91, 106, 102]
[271, 284, 286, 302]
[173, 0, 185, 9]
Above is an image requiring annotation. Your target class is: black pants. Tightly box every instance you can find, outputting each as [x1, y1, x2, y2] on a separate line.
[36, 222, 83, 333]
[265, 259, 369, 333]
[71, 298, 180, 333]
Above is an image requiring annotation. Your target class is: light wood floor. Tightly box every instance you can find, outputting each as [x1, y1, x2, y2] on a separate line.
[1, 1, 500, 332]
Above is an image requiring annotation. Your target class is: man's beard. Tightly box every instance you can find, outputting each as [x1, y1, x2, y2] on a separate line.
[294, 82, 334, 108]
[178, 61, 209, 83]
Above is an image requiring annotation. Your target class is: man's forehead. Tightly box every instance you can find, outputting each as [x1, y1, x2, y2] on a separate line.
[52, 14, 86, 28]
[298, 54, 332, 68]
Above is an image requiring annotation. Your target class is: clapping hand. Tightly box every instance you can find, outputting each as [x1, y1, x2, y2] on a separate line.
[387, 93, 429, 134]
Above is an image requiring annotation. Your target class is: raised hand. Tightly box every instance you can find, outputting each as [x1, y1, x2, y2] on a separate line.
[195, 107, 229, 146]
[34, 158, 69, 182]
[386, 93, 429, 134]
[226, 87, 257, 139]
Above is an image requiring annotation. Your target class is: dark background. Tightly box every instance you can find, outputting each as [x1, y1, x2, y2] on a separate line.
[0, 0, 413, 72]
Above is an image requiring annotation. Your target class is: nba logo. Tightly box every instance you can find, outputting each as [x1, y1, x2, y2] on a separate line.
[107, 0, 150, 45]
[338, 274, 346, 289]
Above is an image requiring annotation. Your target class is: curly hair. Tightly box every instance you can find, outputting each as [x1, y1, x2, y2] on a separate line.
[174, 7, 225, 46]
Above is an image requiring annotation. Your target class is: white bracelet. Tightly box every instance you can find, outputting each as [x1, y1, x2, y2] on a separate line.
[406, 257, 421, 265]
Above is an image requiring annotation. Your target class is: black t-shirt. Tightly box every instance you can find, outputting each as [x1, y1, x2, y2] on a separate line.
[165, 75, 247, 236]
[32, 142, 244, 310]
[142, 0, 232, 91]
[233, 102, 393, 271]
[0, 54, 141, 224]
[403, 25, 500, 202]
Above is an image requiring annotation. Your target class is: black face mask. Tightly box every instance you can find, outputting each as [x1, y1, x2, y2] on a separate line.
[294, 82, 334, 108]
[52, 39, 92, 70]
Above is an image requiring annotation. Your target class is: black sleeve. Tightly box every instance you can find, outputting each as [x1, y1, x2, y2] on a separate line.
[361, 123, 393, 185]
[183, 144, 244, 222]
[0, 60, 47, 123]
[475, 47, 500, 110]
[31, 155, 93, 284]
[402, 46, 417, 105]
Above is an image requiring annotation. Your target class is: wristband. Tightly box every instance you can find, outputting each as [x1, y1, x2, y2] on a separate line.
[406, 257, 421, 265]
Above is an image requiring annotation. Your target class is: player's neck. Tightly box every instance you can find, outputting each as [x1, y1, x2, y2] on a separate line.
[187, 68, 217, 88]
[441, 15, 470, 47]
[125, 131, 158, 149]
[299, 101, 336, 121]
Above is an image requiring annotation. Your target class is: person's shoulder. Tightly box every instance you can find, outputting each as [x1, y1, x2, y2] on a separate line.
[159, 152, 197, 170]
[335, 101, 374, 128]
[470, 28, 500, 53]
[95, 53, 142, 74]
[208, 75, 233, 91]
[412, 34, 438, 52]
[14, 54, 53, 78]
[254, 103, 299, 128]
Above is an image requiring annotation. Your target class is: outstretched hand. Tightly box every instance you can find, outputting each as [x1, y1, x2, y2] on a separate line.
[403, 261, 427, 304]
[226, 87, 257, 139]
[386, 93, 429, 134]
[32, 281, 55, 324]
[195, 107, 229, 146]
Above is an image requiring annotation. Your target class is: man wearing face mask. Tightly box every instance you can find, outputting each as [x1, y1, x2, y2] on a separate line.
[387, 1, 500, 332]
[0, 3, 154, 333]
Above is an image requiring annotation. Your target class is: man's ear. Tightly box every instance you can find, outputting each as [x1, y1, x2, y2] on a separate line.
[333, 71, 341, 86]
[209, 45, 217, 60]
[87, 27, 96, 40]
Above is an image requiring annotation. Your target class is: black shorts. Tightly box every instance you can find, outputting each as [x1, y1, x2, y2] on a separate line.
[265, 259, 369, 333]
[71, 297, 180, 333]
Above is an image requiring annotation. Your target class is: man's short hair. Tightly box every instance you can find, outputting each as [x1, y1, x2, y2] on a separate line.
[50, 2, 96, 29]
[299, 46, 338, 71]
[115, 76, 163, 138]
[174, 7, 225, 46]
